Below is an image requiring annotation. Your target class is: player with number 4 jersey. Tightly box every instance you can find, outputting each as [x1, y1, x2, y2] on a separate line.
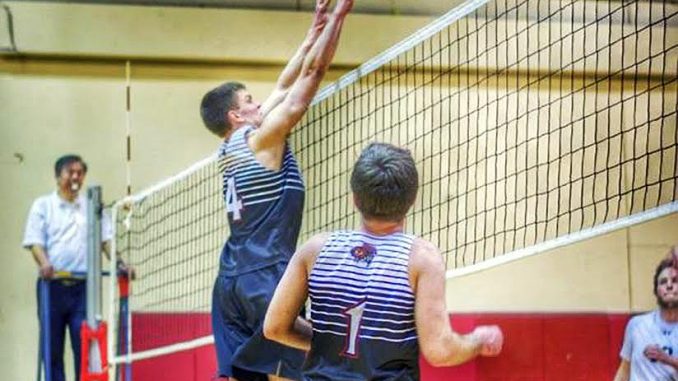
[217, 126, 304, 276]
[200, 1, 355, 379]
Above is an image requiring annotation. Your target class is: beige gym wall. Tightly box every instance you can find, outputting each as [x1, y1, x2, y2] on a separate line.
[447, 212, 678, 313]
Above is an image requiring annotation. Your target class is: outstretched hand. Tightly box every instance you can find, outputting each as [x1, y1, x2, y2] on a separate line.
[313, 0, 330, 27]
[473, 325, 504, 357]
[334, 0, 354, 16]
[316, 0, 330, 15]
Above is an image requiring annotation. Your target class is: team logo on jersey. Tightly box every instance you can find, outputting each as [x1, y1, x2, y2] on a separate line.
[350, 243, 377, 264]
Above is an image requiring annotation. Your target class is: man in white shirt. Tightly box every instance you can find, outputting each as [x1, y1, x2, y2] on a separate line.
[23, 154, 112, 381]
[614, 248, 678, 381]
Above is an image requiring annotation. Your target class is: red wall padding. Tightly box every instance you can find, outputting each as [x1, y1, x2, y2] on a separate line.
[127, 313, 631, 381]
[131, 313, 212, 352]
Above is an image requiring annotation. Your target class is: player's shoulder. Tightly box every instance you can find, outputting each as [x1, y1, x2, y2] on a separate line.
[411, 237, 440, 256]
[628, 310, 655, 326]
[298, 232, 332, 270]
[305, 232, 332, 251]
[298, 232, 332, 258]
[31, 192, 56, 210]
[409, 237, 444, 271]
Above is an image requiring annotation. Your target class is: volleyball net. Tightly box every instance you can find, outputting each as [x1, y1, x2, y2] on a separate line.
[109, 0, 677, 374]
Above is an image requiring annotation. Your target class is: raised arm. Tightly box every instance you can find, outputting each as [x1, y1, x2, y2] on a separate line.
[259, 0, 330, 117]
[263, 233, 329, 351]
[410, 239, 503, 367]
[250, 0, 353, 153]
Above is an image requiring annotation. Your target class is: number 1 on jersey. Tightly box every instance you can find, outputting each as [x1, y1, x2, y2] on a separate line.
[342, 300, 367, 358]
[226, 177, 243, 221]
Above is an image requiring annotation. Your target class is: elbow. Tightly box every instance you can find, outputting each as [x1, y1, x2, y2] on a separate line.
[262, 319, 277, 342]
[421, 338, 474, 368]
[423, 356, 447, 368]
[421, 346, 453, 367]
[302, 64, 327, 83]
[286, 102, 309, 119]
[262, 316, 284, 344]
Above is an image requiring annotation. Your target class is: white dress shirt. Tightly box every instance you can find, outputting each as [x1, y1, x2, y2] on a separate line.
[23, 191, 112, 273]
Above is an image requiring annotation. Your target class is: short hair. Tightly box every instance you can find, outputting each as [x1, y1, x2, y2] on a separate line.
[200, 82, 246, 137]
[350, 142, 418, 221]
[653, 258, 675, 296]
[54, 154, 87, 177]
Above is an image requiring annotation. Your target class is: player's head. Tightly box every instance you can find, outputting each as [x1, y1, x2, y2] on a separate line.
[200, 82, 262, 138]
[350, 143, 418, 222]
[653, 258, 678, 309]
[54, 154, 87, 194]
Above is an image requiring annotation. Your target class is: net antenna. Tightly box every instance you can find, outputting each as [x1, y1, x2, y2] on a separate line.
[109, 61, 137, 380]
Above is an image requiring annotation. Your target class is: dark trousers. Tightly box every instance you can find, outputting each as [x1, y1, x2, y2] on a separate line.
[38, 279, 87, 381]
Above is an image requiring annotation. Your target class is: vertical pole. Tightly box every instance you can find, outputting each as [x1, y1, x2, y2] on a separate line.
[36, 319, 43, 381]
[39, 279, 52, 381]
[124, 60, 133, 381]
[87, 186, 103, 373]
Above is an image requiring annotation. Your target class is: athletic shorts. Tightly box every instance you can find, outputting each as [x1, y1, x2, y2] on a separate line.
[211, 261, 305, 380]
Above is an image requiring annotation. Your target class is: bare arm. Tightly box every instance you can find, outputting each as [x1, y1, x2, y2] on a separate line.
[263, 233, 329, 351]
[613, 359, 630, 381]
[29, 244, 54, 279]
[259, 0, 330, 117]
[250, 0, 353, 154]
[411, 239, 503, 367]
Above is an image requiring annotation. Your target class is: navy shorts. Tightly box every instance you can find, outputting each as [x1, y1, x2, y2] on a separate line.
[211, 262, 305, 379]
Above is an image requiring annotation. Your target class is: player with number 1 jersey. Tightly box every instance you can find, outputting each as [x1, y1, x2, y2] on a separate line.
[263, 143, 504, 380]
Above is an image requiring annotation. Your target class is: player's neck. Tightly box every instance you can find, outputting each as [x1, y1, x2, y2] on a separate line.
[223, 129, 234, 141]
[223, 122, 252, 141]
[360, 218, 404, 236]
[57, 188, 78, 203]
[659, 307, 678, 323]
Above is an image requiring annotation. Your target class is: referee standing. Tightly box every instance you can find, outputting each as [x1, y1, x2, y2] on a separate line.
[22, 154, 112, 381]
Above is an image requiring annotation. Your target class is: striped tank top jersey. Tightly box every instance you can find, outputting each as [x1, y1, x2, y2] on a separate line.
[306, 230, 420, 381]
[217, 125, 305, 276]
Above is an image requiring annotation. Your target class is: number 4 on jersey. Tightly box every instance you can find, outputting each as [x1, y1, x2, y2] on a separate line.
[226, 177, 243, 221]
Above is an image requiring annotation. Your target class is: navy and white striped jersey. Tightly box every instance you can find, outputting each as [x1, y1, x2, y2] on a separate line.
[305, 230, 420, 381]
[217, 125, 305, 276]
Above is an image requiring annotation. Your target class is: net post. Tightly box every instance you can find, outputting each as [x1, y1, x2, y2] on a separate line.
[38, 278, 52, 381]
[108, 204, 119, 381]
[84, 186, 108, 380]
[86, 186, 102, 344]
